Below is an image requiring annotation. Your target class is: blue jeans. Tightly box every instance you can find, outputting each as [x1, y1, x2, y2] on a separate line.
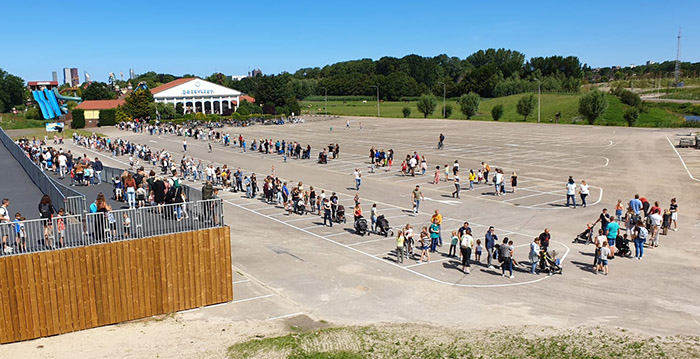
[634, 239, 645, 258]
[437, 224, 442, 245]
[502, 258, 512, 276]
[566, 194, 576, 207]
[414, 200, 420, 214]
[469, 180, 474, 190]
[430, 238, 438, 252]
[323, 210, 333, 227]
[355, 178, 361, 190]
[530, 257, 537, 273]
[127, 188, 136, 207]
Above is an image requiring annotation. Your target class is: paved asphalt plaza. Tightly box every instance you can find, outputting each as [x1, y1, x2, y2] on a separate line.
[60, 117, 700, 335]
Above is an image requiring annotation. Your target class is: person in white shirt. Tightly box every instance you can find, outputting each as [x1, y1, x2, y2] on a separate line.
[57, 153, 68, 178]
[579, 180, 590, 208]
[649, 211, 663, 247]
[353, 169, 361, 190]
[566, 177, 577, 208]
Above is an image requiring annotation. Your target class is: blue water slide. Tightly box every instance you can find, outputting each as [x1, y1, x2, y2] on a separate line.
[52, 88, 82, 103]
[32, 91, 52, 120]
[44, 88, 62, 117]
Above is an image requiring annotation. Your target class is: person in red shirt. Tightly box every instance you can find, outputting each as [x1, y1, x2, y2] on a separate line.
[639, 197, 650, 217]
[649, 201, 661, 215]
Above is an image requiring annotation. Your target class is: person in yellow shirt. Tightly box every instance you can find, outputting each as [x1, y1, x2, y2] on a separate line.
[395, 229, 405, 263]
[431, 209, 443, 246]
[468, 170, 476, 190]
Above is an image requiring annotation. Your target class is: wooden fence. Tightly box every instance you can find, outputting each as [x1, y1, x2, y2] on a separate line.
[0, 226, 232, 344]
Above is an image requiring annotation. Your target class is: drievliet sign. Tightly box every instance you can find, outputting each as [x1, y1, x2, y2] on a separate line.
[45, 122, 64, 132]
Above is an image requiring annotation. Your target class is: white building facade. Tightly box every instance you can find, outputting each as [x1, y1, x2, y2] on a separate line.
[151, 78, 243, 115]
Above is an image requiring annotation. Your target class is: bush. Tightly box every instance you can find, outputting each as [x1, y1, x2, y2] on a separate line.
[402, 107, 411, 118]
[516, 94, 536, 121]
[458, 92, 480, 119]
[25, 107, 40, 120]
[416, 94, 437, 118]
[578, 89, 608, 125]
[618, 89, 642, 108]
[71, 109, 85, 128]
[98, 108, 116, 126]
[624, 107, 639, 127]
[442, 104, 453, 118]
[491, 104, 504, 121]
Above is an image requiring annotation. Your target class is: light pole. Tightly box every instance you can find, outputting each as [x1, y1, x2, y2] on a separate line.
[370, 85, 379, 117]
[321, 87, 327, 115]
[437, 81, 446, 118]
[534, 78, 541, 123]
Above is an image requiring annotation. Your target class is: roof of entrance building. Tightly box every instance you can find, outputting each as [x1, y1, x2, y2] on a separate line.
[150, 78, 196, 95]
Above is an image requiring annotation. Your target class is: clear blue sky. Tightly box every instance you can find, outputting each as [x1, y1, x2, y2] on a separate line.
[2, 0, 698, 82]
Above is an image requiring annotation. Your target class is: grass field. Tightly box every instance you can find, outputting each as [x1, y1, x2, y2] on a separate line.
[227, 324, 700, 359]
[0, 114, 103, 140]
[660, 87, 700, 101]
[301, 93, 687, 127]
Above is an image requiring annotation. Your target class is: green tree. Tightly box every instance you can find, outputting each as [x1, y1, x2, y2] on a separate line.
[416, 94, 437, 118]
[123, 88, 154, 119]
[402, 107, 411, 118]
[624, 107, 639, 127]
[0, 68, 26, 113]
[116, 106, 130, 122]
[618, 89, 642, 108]
[491, 104, 504, 121]
[25, 107, 40, 120]
[155, 102, 176, 120]
[82, 82, 116, 100]
[516, 94, 536, 121]
[442, 104, 453, 118]
[71, 109, 85, 128]
[578, 89, 608, 125]
[458, 92, 480, 119]
[175, 102, 184, 115]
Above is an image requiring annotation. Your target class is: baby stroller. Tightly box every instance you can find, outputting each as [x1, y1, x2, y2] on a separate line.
[294, 198, 306, 215]
[539, 249, 563, 275]
[335, 205, 347, 223]
[615, 235, 632, 257]
[572, 224, 593, 244]
[317, 152, 327, 164]
[354, 216, 369, 236]
[375, 215, 393, 237]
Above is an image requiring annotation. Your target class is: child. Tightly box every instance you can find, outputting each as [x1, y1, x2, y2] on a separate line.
[597, 240, 610, 275]
[475, 239, 483, 262]
[444, 164, 450, 182]
[123, 213, 131, 238]
[136, 184, 147, 208]
[449, 230, 458, 257]
[509, 240, 518, 267]
[55, 208, 65, 248]
[419, 226, 430, 263]
[14, 213, 26, 253]
[113, 177, 123, 201]
[615, 199, 623, 223]
[477, 169, 484, 184]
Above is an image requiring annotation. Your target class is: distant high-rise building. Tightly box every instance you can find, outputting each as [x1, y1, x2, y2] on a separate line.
[63, 68, 71, 85]
[129, 68, 135, 80]
[646, 60, 656, 66]
[84, 71, 91, 83]
[248, 68, 262, 77]
[52, 71, 57, 83]
[70, 68, 79, 87]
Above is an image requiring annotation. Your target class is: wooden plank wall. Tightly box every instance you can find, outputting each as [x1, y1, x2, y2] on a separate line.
[0, 226, 232, 344]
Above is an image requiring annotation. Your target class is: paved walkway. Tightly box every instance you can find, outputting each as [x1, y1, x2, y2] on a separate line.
[0, 140, 45, 219]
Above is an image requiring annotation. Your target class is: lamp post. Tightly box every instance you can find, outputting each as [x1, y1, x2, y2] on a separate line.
[534, 78, 541, 123]
[321, 87, 327, 115]
[370, 85, 379, 117]
[437, 81, 446, 118]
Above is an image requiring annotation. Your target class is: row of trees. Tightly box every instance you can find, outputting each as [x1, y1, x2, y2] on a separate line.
[585, 60, 700, 83]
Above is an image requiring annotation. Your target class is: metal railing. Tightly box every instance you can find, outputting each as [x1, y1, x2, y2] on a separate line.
[1, 199, 223, 256]
[0, 127, 67, 214]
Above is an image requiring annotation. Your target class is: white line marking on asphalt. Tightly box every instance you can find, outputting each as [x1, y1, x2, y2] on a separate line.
[232, 294, 274, 304]
[666, 136, 700, 182]
[267, 312, 305, 321]
[233, 279, 250, 284]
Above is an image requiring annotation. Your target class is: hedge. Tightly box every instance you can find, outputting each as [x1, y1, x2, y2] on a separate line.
[98, 108, 116, 126]
[71, 109, 85, 128]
